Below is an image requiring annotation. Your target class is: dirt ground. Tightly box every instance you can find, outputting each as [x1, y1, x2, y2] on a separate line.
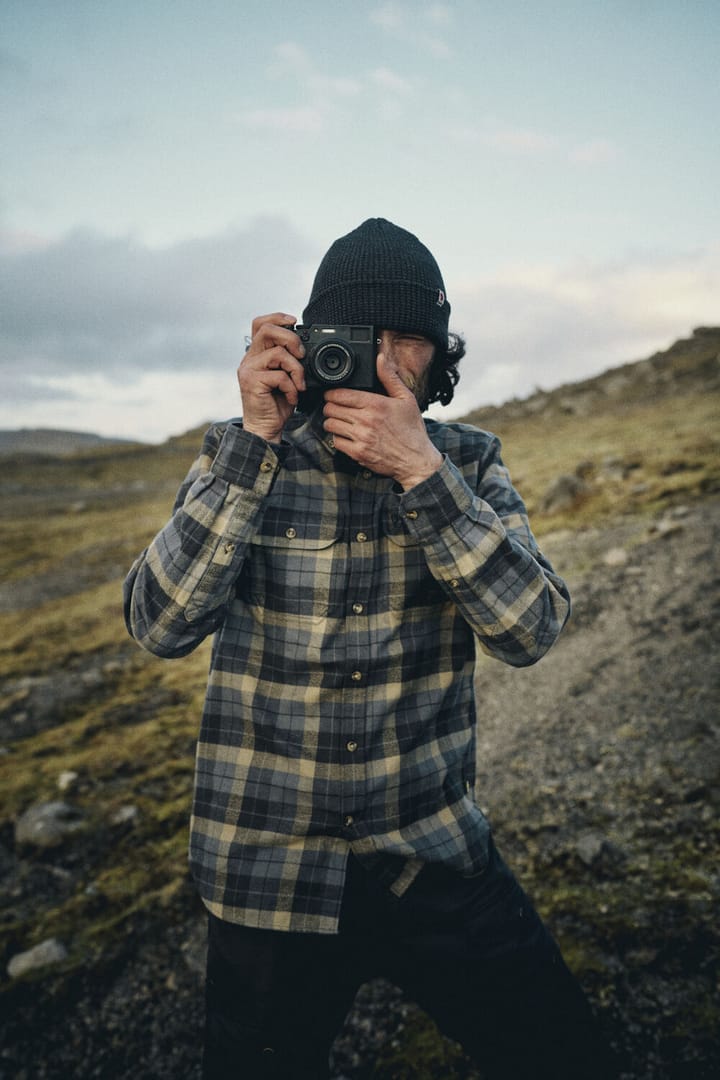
[2, 497, 718, 1079]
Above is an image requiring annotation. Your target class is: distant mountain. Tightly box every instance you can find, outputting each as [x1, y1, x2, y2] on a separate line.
[0, 428, 138, 458]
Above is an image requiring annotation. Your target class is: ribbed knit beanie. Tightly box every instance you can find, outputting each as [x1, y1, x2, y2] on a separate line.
[302, 218, 450, 352]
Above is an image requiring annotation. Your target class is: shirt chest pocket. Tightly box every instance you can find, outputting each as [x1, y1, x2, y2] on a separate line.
[382, 506, 446, 612]
[237, 524, 341, 619]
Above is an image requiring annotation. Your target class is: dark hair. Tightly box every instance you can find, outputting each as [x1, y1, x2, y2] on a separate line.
[422, 331, 466, 410]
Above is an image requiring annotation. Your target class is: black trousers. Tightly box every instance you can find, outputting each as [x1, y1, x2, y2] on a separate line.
[203, 837, 613, 1079]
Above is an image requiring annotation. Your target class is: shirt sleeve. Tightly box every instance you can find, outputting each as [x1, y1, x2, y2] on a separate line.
[123, 423, 283, 658]
[397, 436, 571, 667]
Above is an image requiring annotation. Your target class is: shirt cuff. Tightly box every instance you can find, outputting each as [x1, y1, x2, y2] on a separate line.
[398, 455, 483, 539]
[210, 423, 285, 492]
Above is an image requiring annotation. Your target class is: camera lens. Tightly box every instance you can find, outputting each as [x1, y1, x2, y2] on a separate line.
[310, 342, 355, 384]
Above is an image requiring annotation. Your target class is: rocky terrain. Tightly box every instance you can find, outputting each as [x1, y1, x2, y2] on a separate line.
[1, 329, 718, 1078]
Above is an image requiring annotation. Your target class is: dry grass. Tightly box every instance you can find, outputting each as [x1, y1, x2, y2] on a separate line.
[481, 391, 720, 531]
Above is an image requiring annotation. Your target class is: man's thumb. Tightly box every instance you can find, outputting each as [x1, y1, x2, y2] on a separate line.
[377, 351, 408, 397]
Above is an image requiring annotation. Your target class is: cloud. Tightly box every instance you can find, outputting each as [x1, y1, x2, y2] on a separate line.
[570, 138, 620, 165]
[233, 41, 364, 135]
[271, 41, 308, 68]
[0, 217, 317, 423]
[486, 125, 559, 155]
[3, 221, 717, 442]
[447, 116, 559, 156]
[448, 118, 620, 162]
[237, 106, 327, 134]
[20, 370, 239, 443]
[447, 114, 620, 164]
[371, 67, 413, 95]
[268, 42, 362, 98]
[370, 2, 453, 30]
[437, 247, 720, 419]
[369, 3, 451, 56]
[0, 369, 82, 406]
[425, 4, 453, 24]
[370, 4, 406, 31]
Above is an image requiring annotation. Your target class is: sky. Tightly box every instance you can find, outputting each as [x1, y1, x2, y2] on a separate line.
[1, 0, 719, 442]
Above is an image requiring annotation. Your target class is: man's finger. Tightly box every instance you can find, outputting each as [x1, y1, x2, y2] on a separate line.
[250, 312, 297, 337]
[248, 315, 305, 360]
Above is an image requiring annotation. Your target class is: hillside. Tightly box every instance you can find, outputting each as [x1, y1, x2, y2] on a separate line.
[462, 326, 720, 429]
[0, 428, 137, 458]
[457, 326, 720, 528]
[0, 328, 719, 1079]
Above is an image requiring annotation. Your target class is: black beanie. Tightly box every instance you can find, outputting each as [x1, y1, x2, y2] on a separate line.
[302, 218, 450, 352]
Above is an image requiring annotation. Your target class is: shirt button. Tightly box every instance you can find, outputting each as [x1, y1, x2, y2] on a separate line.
[449, 578, 460, 588]
[405, 509, 418, 520]
[350, 670, 363, 682]
[346, 740, 358, 752]
[355, 531, 368, 543]
[285, 527, 297, 539]
[223, 542, 236, 554]
[352, 602, 364, 614]
[344, 815, 354, 828]
[361, 469, 373, 480]
[260, 461, 274, 473]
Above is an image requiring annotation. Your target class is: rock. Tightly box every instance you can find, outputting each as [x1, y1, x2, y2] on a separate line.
[15, 800, 85, 849]
[57, 770, 79, 793]
[575, 830, 607, 866]
[649, 517, 685, 539]
[7, 937, 68, 978]
[181, 919, 208, 979]
[540, 474, 591, 514]
[603, 547, 628, 567]
[575, 460, 596, 481]
[102, 659, 126, 676]
[0, 672, 90, 742]
[80, 669, 104, 689]
[599, 455, 629, 482]
[110, 804, 139, 826]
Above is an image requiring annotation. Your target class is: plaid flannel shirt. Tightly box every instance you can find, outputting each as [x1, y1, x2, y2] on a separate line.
[124, 415, 570, 933]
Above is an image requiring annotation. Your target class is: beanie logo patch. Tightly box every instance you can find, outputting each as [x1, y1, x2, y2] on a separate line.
[436, 290, 446, 307]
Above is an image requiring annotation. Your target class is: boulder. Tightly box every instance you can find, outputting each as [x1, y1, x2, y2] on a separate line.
[15, 800, 85, 849]
[7, 937, 68, 979]
[540, 474, 590, 514]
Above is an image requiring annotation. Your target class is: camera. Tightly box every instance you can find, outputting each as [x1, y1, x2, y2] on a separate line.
[294, 324, 381, 393]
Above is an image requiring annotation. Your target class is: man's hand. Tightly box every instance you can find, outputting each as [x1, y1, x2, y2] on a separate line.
[322, 352, 443, 490]
[238, 313, 306, 443]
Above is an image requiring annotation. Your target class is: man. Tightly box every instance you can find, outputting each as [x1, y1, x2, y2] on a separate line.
[124, 219, 612, 1078]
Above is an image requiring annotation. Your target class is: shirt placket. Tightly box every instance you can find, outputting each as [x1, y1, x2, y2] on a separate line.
[338, 470, 383, 840]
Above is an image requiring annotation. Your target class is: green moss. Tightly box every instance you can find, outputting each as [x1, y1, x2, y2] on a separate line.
[372, 1009, 478, 1079]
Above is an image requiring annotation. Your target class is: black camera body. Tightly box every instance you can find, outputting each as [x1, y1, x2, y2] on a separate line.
[294, 324, 381, 393]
